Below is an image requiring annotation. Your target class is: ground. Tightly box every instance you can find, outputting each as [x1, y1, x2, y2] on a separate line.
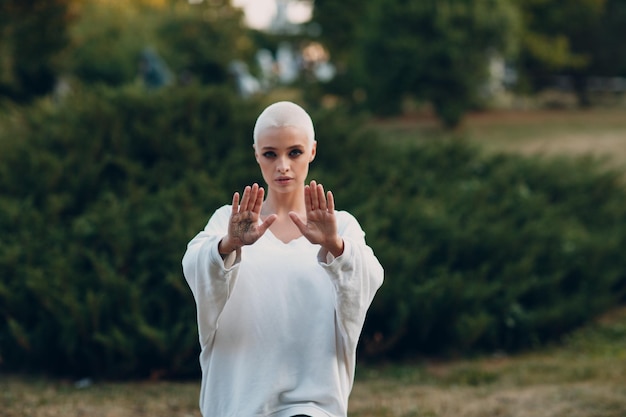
[372, 107, 626, 173]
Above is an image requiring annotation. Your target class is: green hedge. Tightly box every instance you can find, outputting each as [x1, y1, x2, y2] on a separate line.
[1, 86, 625, 378]
[347, 142, 626, 358]
[0, 86, 263, 378]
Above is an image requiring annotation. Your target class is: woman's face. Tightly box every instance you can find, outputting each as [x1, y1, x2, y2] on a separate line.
[254, 126, 316, 193]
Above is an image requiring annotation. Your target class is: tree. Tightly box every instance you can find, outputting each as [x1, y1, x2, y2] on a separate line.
[598, 0, 626, 75]
[580, 0, 626, 92]
[0, 0, 73, 102]
[512, 0, 607, 104]
[66, 2, 160, 87]
[65, 0, 252, 89]
[311, 0, 371, 65]
[312, 0, 520, 127]
[156, 2, 252, 86]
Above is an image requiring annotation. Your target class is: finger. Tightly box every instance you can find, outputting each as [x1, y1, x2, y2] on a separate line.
[309, 180, 318, 210]
[232, 192, 240, 214]
[304, 184, 313, 212]
[288, 211, 307, 233]
[327, 190, 335, 213]
[257, 213, 277, 234]
[317, 183, 327, 211]
[253, 186, 265, 214]
[239, 186, 251, 211]
[247, 183, 259, 210]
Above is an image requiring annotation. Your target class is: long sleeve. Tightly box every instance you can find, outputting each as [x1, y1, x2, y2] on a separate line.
[181, 205, 240, 347]
[319, 211, 384, 355]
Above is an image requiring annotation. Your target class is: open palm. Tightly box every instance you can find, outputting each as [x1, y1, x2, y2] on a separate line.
[224, 184, 276, 252]
[290, 181, 343, 256]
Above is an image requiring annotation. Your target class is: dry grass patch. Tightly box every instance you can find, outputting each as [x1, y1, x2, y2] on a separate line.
[349, 307, 626, 417]
[0, 378, 202, 417]
[1, 309, 625, 417]
[349, 383, 626, 417]
[349, 355, 626, 417]
[372, 108, 626, 172]
[1, 311, 625, 417]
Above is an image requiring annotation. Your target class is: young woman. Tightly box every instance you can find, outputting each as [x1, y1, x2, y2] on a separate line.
[182, 101, 384, 417]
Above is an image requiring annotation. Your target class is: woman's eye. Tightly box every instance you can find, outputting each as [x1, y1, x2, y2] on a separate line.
[289, 149, 303, 157]
[263, 151, 276, 158]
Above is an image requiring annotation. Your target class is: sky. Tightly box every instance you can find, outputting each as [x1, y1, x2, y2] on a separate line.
[231, 0, 312, 29]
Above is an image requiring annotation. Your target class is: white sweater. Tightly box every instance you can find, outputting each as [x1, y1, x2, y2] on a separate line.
[182, 205, 384, 417]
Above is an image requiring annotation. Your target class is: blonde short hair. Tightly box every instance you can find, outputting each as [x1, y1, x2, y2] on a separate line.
[253, 101, 315, 147]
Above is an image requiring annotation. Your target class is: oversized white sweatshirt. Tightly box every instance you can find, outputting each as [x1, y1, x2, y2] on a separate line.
[182, 205, 384, 417]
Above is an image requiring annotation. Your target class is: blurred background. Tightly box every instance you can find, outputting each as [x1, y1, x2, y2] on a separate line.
[1, 0, 626, 399]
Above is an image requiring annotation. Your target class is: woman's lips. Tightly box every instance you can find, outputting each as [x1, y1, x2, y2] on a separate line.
[275, 177, 292, 185]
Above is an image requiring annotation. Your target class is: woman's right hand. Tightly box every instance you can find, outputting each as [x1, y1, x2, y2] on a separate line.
[219, 183, 277, 255]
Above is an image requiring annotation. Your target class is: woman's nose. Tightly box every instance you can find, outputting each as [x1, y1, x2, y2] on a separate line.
[277, 156, 289, 172]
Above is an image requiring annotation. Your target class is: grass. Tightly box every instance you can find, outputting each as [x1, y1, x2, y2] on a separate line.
[349, 307, 626, 417]
[2, 307, 625, 417]
[371, 107, 626, 173]
[0, 377, 202, 417]
[2, 107, 626, 417]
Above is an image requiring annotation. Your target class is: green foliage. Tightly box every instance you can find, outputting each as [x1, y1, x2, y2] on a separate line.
[311, 0, 371, 64]
[349, 141, 626, 358]
[0, 85, 264, 378]
[514, 0, 605, 72]
[582, 0, 626, 77]
[562, 309, 626, 356]
[155, 4, 253, 86]
[66, 1, 251, 89]
[1, 88, 625, 377]
[511, 0, 626, 103]
[0, 0, 72, 101]
[67, 3, 160, 86]
[312, 0, 521, 127]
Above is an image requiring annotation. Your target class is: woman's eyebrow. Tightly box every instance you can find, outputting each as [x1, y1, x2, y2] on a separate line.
[261, 145, 304, 151]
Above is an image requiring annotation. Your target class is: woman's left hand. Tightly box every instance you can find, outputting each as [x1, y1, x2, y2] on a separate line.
[289, 180, 344, 257]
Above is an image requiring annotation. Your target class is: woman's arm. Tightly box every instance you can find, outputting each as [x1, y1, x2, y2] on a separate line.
[182, 206, 240, 348]
[320, 212, 384, 354]
[182, 184, 277, 347]
[289, 180, 384, 353]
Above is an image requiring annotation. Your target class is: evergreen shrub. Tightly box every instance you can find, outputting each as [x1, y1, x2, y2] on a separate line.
[346, 140, 626, 358]
[0, 85, 264, 378]
[1, 87, 625, 377]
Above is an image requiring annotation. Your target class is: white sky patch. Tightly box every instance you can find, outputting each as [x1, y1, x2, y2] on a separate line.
[231, 0, 312, 29]
[286, 1, 312, 24]
[232, 0, 277, 30]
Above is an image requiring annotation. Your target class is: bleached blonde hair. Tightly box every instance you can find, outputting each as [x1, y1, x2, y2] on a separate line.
[253, 101, 315, 148]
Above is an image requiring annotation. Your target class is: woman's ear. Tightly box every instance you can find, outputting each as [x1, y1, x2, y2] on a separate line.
[253, 144, 260, 164]
[309, 141, 317, 162]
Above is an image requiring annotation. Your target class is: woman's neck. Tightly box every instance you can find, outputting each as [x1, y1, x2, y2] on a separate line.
[261, 187, 306, 217]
